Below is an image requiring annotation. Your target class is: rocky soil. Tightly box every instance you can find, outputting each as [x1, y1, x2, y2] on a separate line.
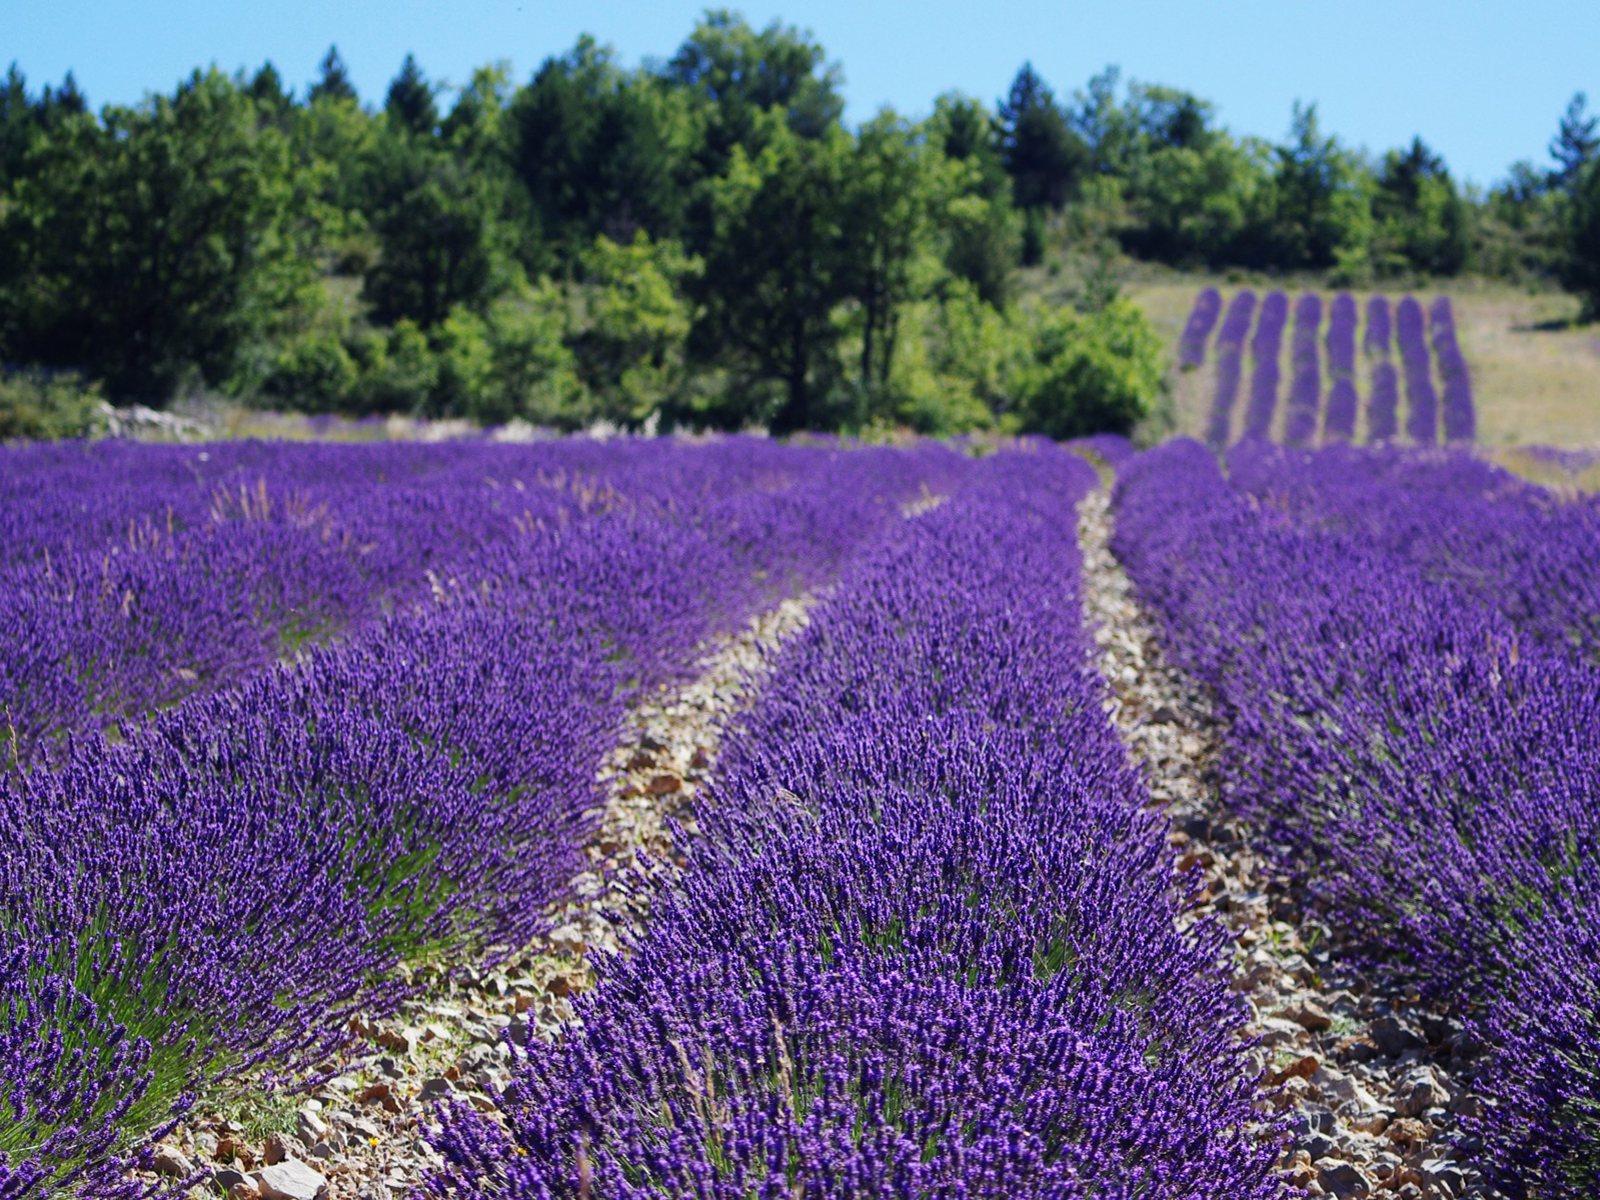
[1077, 487, 1505, 1200]
[140, 597, 814, 1200]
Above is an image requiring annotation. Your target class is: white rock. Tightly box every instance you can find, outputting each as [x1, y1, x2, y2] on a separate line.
[254, 1160, 328, 1200]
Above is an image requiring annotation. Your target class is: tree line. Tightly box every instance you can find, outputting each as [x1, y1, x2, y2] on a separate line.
[0, 12, 1596, 437]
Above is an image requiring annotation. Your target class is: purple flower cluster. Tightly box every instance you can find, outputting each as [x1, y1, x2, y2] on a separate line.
[1321, 293, 1358, 442]
[1179, 286, 1224, 369]
[0, 439, 959, 1194]
[1430, 297, 1475, 443]
[1114, 440, 1600, 1195]
[1242, 291, 1288, 440]
[1396, 297, 1438, 443]
[1283, 294, 1323, 447]
[1206, 290, 1257, 448]
[427, 448, 1284, 1198]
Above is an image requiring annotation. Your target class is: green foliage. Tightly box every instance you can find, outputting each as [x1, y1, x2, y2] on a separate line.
[1559, 158, 1600, 321]
[1371, 137, 1469, 277]
[1010, 298, 1166, 439]
[887, 282, 1018, 433]
[997, 64, 1088, 211]
[361, 131, 506, 329]
[0, 68, 311, 400]
[574, 233, 697, 425]
[0, 367, 106, 439]
[694, 117, 855, 432]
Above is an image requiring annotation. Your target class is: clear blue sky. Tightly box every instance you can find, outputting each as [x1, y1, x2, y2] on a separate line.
[9, 0, 1596, 189]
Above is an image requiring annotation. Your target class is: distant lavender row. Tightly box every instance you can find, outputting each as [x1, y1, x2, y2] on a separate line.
[429, 449, 1283, 1198]
[1115, 441, 1600, 1194]
[1322, 293, 1359, 441]
[1243, 291, 1288, 439]
[0, 441, 955, 1195]
[1206, 290, 1257, 447]
[1283, 294, 1323, 447]
[1179, 286, 1224, 368]
[1396, 297, 1438, 443]
[1430, 297, 1475, 442]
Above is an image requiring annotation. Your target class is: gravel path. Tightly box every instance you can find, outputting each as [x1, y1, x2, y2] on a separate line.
[1077, 487, 1503, 1200]
[144, 596, 815, 1200]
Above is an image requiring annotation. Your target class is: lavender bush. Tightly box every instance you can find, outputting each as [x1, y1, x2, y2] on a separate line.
[1396, 296, 1438, 443]
[1283, 294, 1323, 447]
[1206, 290, 1257, 447]
[1242, 291, 1287, 440]
[1322, 293, 1358, 442]
[1430, 296, 1476, 442]
[1179, 286, 1224, 368]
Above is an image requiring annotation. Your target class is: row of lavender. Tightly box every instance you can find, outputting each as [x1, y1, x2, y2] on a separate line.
[1114, 440, 1600, 1195]
[1182, 288, 1474, 447]
[425, 448, 1285, 1197]
[0, 441, 958, 1197]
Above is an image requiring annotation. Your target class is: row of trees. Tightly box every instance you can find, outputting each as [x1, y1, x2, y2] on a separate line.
[1002, 64, 1599, 293]
[1, 14, 1596, 431]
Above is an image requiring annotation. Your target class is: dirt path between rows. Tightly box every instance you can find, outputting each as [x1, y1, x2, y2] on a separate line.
[1076, 486, 1503, 1200]
[145, 596, 815, 1200]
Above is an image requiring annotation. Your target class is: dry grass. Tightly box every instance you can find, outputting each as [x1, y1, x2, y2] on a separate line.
[1114, 275, 1600, 450]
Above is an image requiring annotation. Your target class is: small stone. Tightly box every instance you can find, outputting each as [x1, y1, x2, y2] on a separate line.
[646, 773, 682, 796]
[264, 1136, 291, 1166]
[375, 1027, 419, 1056]
[357, 1082, 402, 1113]
[1318, 1162, 1373, 1197]
[309, 1142, 336, 1160]
[212, 1167, 247, 1191]
[232, 1181, 262, 1200]
[255, 1160, 328, 1200]
[1418, 1158, 1468, 1197]
[296, 1111, 329, 1146]
[1386, 1117, 1429, 1147]
[547, 924, 586, 953]
[1310, 1066, 1380, 1113]
[1394, 1067, 1446, 1117]
[151, 1146, 192, 1177]
[217, 1137, 254, 1167]
[194, 1132, 220, 1159]
[419, 1077, 454, 1100]
[1369, 1015, 1424, 1056]
[1270, 1054, 1320, 1084]
[1278, 1000, 1333, 1032]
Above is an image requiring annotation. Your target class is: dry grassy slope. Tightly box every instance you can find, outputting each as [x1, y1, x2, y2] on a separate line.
[1117, 277, 1600, 450]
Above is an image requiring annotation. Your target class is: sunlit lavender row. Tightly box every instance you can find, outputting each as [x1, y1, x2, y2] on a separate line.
[1115, 440, 1600, 1194]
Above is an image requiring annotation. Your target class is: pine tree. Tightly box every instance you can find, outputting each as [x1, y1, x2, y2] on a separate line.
[996, 63, 1087, 211]
[309, 45, 356, 105]
[1551, 93, 1599, 190]
[385, 53, 437, 136]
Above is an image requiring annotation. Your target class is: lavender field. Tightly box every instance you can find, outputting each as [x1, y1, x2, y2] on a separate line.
[2, 433, 1597, 1199]
[1180, 288, 1477, 450]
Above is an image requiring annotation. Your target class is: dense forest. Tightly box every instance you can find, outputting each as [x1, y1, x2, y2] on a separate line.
[1, 11, 1597, 436]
